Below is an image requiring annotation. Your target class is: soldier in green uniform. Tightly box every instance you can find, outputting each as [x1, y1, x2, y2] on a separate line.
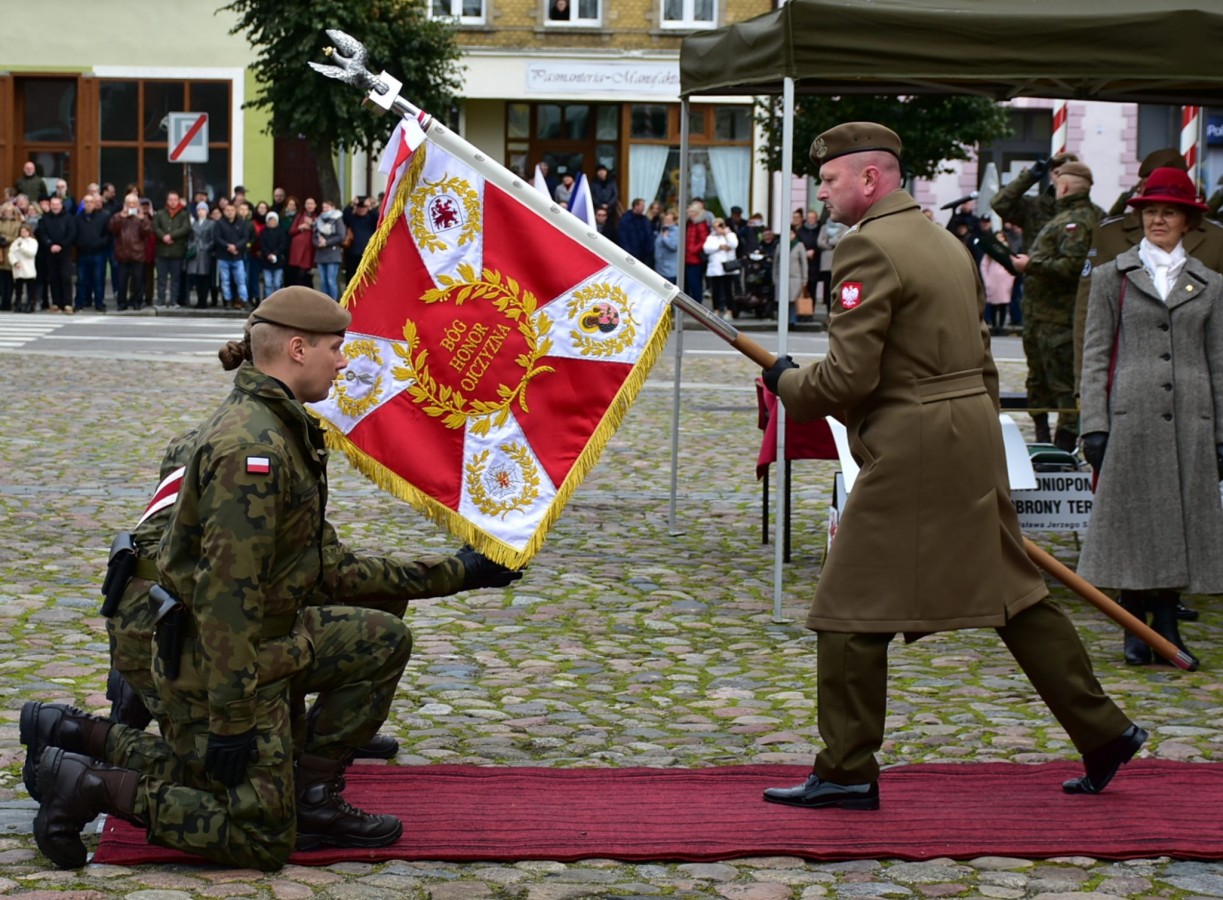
[990, 152, 1077, 254]
[759, 122, 1142, 812]
[27, 287, 521, 871]
[1012, 162, 1099, 451]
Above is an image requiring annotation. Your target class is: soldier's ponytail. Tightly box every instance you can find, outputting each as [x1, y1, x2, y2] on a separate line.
[218, 334, 252, 370]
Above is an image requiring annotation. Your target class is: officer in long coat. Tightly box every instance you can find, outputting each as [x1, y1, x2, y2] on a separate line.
[760, 122, 1142, 812]
[27, 288, 521, 871]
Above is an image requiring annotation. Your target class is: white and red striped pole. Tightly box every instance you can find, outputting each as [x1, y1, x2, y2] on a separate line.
[1181, 105, 1202, 191]
[1050, 100, 1068, 160]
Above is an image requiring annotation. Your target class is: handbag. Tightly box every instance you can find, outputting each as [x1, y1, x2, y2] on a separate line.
[795, 284, 815, 318]
[722, 257, 743, 274]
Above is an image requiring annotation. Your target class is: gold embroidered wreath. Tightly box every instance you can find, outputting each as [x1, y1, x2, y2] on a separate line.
[391, 264, 555, 437]
[333, 338, 384, 418]
[409, 176, 482, 254]
[464, 444, 541, 519]
[566, 282, 639, 358]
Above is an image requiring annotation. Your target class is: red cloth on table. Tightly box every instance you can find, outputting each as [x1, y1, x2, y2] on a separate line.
[755, 378, 838, 478]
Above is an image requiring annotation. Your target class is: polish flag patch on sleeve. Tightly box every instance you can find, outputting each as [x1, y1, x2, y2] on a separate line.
[839, 282, 863, 309]
[246, 456, 271, 475]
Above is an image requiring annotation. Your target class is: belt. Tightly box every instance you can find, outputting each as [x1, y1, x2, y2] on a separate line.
[915, 369, 986, 403]
[134, 558, 159, 582]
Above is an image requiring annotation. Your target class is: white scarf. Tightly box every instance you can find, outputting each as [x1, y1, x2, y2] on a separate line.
[1138, 237, 1187, 302]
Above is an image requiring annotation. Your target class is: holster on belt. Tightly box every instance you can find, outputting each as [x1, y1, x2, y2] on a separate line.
[149, 584, 187, 681]
[100, 532, 137, 617]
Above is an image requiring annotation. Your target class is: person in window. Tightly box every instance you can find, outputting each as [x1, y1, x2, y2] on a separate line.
[549, 0, 570, 20]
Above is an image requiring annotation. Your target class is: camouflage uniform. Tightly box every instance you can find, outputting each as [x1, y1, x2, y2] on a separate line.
[989, 168, 1057, 253]
[102, 362, 465, 870]
[1022, 191, 1098, 437]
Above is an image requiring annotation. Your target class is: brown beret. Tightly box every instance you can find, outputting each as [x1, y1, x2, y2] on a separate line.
[1058, 161, 1093, 185]
[1139, 148, 1187, 178]
[810, 122, 903, 166]
[247, 286, 351, 336]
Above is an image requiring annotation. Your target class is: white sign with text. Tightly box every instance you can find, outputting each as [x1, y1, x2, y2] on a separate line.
[525, 61, 680, 96]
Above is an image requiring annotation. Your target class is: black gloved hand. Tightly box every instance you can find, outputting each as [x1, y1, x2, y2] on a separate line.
[456, 545, 524, 590]
[1216, 443, 1223, 480]
[1081, 432, 1109, 472]
[1028, 157, 1051, 180]
[762, 355, 799, 395]
[204, 729, 258, 787]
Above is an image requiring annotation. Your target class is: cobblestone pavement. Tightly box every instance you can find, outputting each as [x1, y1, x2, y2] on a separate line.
[0, 342, 1221, 899]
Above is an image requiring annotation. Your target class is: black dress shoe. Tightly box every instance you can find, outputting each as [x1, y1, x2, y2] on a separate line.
[763, 774, 879, 810]
[1177, 601, 1200, 621]
[1063, 724, 1148, 794]
[353, 733, 399, 760]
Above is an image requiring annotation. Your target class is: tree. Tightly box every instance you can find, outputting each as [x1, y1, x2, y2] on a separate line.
[757, 95, 1013, 182]
[223, 0, 463, 204]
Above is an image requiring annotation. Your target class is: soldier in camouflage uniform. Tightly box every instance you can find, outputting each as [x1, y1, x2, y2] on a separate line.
[1012, 162, 1099, 452]
[989, 153, 1077, 254]
[28, 287, 521, 871]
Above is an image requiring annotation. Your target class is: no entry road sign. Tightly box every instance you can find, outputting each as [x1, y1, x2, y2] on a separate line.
[168, 112, 209, 164]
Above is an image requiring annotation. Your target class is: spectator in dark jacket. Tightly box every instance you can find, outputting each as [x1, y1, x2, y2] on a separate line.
[152, 193, 192, 308]
[74, 193, 111, 311]
[342, 196, 377, 286]
[37, 196, 76, 313]
[15, 161, 46, 203]
[259, 211, 289, 297]
[590, 165, 619, 222]
[212, 203, 252, 308]
[617, 198, 654, 268]
[108, 193, 153, 310]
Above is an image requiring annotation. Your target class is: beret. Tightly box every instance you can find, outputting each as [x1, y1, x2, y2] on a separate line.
[247, 286, 351, 336]
[1058, 161, 1093, 184]
[1139, 148, 1187, 178]
[811, 122, 903, 166]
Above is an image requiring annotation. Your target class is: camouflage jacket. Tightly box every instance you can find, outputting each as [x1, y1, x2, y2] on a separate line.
[157, 364, 467, 735]
[989, 169, 1056, 253]
[1023, 192, 1098, 328]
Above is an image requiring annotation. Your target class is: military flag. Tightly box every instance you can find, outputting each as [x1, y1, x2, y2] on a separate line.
[310, 114, 674, 569]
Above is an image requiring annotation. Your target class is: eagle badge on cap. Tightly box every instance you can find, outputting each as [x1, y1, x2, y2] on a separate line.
[813, 137, 828, 160]
[840, 282, 862, 309]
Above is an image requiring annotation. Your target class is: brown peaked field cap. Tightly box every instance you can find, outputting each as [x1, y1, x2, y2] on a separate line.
[1058, 161, 1094, 184]
[810, 122, 903, 165]
[247, 286, 351, 335]
[1139, 148, 1187, 177]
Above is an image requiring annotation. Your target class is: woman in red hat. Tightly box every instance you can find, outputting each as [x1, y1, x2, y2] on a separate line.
[1078, 167, 1223, 668]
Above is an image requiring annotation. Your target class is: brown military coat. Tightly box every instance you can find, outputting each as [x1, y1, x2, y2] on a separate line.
[775, 190, 1047, 635]
[1073, 213, 1223, 386]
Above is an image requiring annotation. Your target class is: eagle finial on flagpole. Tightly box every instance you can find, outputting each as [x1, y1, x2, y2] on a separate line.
[309, 28, 405, 115]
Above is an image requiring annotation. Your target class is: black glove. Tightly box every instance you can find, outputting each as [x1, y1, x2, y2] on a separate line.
[1027, 157, 1051, 180]
[456, 545, 524, 590]
[1081, 432, 1109, 472]
[204, 729, 258, 787]
[762, 355, 799, 395]
[1217, 443, 1223, 480]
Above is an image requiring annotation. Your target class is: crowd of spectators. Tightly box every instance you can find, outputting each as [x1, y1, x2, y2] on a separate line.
[1, 162, 381, 314]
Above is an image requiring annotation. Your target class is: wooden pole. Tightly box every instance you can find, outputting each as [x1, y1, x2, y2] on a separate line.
[1023, 537, 1197, 671]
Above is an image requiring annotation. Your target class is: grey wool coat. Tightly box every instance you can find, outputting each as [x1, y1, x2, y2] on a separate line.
[1078, 247, 1223, 592]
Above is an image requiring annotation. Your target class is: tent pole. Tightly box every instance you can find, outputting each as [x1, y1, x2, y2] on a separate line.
[772, 78, 796, 623]
[668, 98, 693, 535]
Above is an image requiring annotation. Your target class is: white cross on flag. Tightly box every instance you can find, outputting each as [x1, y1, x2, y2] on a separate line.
[310, 115, 673, 568]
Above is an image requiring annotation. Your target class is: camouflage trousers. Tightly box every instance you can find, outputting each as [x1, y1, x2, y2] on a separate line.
[117, 604, 412, 870]
[1023, 321, 1078, 434]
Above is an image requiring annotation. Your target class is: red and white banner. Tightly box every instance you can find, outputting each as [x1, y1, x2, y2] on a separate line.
[310, 116, 674, 568]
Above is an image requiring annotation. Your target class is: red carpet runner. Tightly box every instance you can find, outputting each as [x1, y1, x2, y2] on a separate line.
[92, 760, 1223, 866]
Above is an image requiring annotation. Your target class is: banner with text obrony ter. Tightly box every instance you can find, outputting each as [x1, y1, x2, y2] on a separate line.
[310, 115, 672, 569]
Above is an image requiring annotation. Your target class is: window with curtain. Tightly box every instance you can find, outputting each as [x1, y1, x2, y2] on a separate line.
[546, 0, 601, 26]
[430, 0, 486, 24]
[661, 0, 715, 29]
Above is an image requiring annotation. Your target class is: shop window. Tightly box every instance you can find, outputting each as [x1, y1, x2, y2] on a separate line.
[714, 107, 751, 141]
[631, 105, 670, 140]
[143, 82, 185, 142]
[508, 103, 530, 139]
[23, 79, 76, 142]
[596, 106, 619, 140]
[100, 82, 139, 142]
[430, 0, 486, 25]
[546, 0, 601, 26]
[661, 0, 715, 29]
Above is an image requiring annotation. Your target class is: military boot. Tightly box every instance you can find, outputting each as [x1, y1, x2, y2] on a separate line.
[305, 702, 400, 760]
[33, 748, 143, 869]
[1117, 591, 1152, 666]
[1032, 413, 1051, 444]
[1053, 427, 1078, 453]
[295, 754, 402, 850]
[20, 701, 114, 802]
[1149, 591, 1199, 668]
[106, 669, 154, 731]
